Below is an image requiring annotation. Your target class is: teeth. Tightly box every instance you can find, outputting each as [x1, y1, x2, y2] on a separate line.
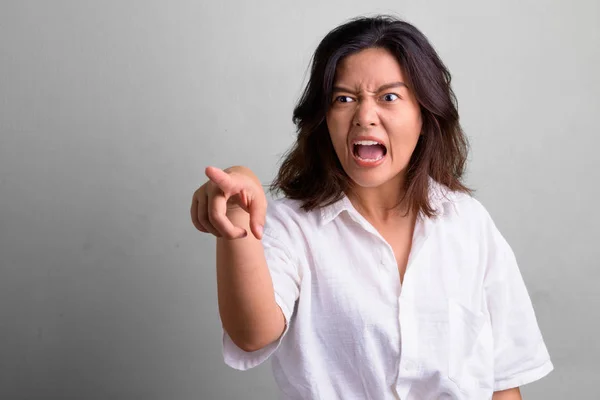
[354, 140, 381, 146]
[356, 155, 384, 162]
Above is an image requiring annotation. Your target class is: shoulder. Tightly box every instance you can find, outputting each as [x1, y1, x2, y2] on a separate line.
[433, 184, 500, 240]
[264, 197, 320, 240]
[447, 191, 492, 223]
[439, 187, 512, 255]
[435, 186, 520, 287]
[266, 196, 304, 218]
[266, 197, 310, 224]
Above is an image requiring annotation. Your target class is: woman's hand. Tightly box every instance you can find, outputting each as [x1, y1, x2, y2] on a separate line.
[191, 166, 267, 240]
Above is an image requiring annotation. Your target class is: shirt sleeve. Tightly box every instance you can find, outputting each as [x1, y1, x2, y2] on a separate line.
[481, 209, 554, 391]
[222, 200, 302, 371]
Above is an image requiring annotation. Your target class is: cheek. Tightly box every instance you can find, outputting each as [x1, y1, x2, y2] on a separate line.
[386, 112, 422, 153]
[399, 107, 422, 135]
[326, 115, 350, 148]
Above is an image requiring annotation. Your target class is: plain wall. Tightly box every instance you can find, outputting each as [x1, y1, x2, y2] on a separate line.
[1, 0, 598, 399]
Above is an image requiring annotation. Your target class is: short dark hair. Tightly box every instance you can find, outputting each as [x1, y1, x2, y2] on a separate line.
[271, 15, 471, 217]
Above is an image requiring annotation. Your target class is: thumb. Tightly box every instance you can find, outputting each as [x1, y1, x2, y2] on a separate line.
[248, 193, 267, 240]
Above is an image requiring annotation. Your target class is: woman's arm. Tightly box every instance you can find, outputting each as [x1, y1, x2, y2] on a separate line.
[493, 387, 521, 400]
[192, 166, 286, 352]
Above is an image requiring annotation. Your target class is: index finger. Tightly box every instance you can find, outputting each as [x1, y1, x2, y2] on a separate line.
[205, 166, 237, 195]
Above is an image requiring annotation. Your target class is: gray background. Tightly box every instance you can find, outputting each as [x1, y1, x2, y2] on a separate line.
[1, 0, 598, 399]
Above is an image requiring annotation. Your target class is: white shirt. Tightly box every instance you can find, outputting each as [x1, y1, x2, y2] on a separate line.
[222, 180, 553, 399]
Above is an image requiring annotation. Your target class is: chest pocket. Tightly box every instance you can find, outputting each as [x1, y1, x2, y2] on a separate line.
[400, 297, 493, 396]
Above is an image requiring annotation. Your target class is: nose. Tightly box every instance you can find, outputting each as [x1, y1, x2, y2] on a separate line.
[353, 99, 379, 127]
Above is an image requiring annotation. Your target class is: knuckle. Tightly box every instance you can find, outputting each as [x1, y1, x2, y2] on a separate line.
[199, 213, 212, 228]
[207, 211, 217, 226]
[195, 184, 207, 198]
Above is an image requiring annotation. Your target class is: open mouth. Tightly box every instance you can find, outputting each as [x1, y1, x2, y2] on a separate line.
[352, 140, 387, 162]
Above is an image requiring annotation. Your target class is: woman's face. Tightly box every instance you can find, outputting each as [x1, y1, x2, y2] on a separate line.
[326, 47, 422, 190]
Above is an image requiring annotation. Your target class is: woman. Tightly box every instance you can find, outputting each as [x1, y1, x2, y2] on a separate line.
[191, 15, 553, 399]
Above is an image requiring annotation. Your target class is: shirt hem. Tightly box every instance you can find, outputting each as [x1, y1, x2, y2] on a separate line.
[222, 294, 292, 371]
[493, 359, 554, 391]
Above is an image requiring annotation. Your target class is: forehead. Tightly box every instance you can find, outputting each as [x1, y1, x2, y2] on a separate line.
[334, 47, 405, 88]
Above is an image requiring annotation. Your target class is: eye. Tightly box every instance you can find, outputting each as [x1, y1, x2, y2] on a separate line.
[334, 96, 355, 103]
[382, 93, 399, 102]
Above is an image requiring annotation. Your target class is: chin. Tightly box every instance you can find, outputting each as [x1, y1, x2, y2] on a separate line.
[346, 170, 398, 189]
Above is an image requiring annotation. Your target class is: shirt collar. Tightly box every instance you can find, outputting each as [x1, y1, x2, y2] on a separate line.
[319, 177, 453, 225]
[319, 195, 353, 226]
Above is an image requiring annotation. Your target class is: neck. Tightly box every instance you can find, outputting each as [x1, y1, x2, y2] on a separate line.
[346, 174, 410, 223]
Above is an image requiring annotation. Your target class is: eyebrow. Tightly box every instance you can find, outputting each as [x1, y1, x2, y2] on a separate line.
[332, 81, 408, 94]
